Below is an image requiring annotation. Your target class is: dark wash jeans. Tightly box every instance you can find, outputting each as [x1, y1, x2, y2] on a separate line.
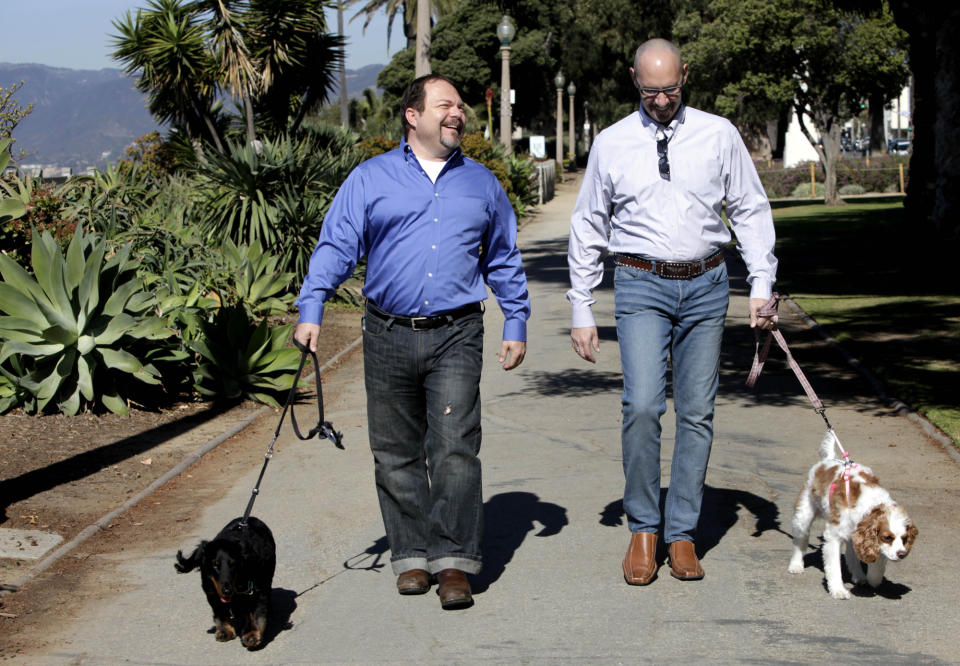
[362, 306, 485, 575]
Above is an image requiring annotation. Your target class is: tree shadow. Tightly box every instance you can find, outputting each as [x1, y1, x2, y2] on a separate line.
[598, 485, 786, 563]
[0, 401, 240, 524]
[472, 491, 568, 594]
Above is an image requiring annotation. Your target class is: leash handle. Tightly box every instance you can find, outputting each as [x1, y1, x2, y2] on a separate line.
[746, 293, 825, 413]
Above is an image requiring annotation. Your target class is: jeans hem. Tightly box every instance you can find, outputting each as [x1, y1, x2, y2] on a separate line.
[390, 556, 429, 575]
[427, 556, 482, 575]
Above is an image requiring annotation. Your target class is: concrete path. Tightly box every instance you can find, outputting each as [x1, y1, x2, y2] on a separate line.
[36, 176, 960, 664]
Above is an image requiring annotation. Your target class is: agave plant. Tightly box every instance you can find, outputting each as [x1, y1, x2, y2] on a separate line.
[190, 305, 301, 407]
[0, 228, 176, 415]
[218, 239, 295, 317]
[0, 138, 26, 225]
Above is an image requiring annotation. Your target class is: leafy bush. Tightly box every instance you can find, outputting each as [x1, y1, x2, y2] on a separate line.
[757, 156, 909, 199]
[0, 228, 178, 415]
[190, 130, 365, 282]
[839, 183, 866, 195]
[190, 305, 301, 407]
[791, 181, 824, 198]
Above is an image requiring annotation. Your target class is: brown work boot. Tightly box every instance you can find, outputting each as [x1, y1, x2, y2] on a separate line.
[396, 569, 431, 595]
[436, 569, 473, 610]
[668, 540, 704, 580]
[622, 532, 658, 585]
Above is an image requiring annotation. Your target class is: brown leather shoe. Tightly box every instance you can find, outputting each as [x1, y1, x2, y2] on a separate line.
[396, 569, 431, 595]
[436, 569, 473, 609]
[623, 532, 658, 585]
[668, 540, 704, 580]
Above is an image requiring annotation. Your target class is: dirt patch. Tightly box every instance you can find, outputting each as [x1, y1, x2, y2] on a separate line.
[0, 308, 363, 659]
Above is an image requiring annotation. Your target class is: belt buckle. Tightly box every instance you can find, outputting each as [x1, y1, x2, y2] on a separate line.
[656, 261, 694, 279]
[409, 316, 430, 331]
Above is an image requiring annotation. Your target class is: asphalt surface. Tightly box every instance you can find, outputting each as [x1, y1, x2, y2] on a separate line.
[34, 175, 960, 664]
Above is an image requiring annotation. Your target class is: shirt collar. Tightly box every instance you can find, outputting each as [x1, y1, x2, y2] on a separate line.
[638, 103, 686, 136]
[399, 136, 463, 167]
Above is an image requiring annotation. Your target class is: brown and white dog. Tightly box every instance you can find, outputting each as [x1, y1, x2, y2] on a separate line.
[788, 430, 918, 599]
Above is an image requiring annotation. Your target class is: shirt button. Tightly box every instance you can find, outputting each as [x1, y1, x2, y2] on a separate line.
[428, 273, 433, 277]
[424, 300, 430, 305]
[434, 217, 438, 222]
[434, 192, 439, 197]
[432, 245, 437, 250]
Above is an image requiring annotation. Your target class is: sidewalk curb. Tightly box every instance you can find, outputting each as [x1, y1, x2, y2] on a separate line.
[781, 294, 960, 465]
[1, 335, 363, 597]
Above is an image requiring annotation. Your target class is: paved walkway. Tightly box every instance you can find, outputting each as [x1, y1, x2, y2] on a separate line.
[36, 175, 960, 664]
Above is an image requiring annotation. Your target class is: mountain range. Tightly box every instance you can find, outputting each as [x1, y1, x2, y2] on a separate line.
[1, 62, 384, 171]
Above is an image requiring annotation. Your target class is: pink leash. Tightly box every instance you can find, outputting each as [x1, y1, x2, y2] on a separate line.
[746, 293, 832, 430]
[747, 294, 858, 505]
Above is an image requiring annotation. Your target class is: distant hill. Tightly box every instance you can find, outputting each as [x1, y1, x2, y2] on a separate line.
[1, 62, 384, 171]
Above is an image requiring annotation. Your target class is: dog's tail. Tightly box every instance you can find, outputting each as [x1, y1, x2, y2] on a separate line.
[819, 429, 841, 460]
[174, 543, 205, 573]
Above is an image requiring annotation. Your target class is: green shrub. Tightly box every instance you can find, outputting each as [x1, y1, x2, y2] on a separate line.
[839, 183, 866, 195]
[190, 305, 301, 407]
[790, 181, 824, 198]
[0, 228, 179, 415]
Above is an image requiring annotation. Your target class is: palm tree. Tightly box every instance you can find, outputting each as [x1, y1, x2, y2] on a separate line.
[111, 0, 343, 150]
[346, 0, 461, 56]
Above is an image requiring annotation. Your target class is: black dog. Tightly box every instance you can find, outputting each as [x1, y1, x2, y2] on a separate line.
[175, 516, 276, 649]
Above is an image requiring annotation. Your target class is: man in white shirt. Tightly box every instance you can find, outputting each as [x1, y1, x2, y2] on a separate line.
[567, 38, 778, 585]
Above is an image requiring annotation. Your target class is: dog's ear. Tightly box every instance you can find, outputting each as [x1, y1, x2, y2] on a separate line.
[853, 506, 883, 563]
[904, 520, 919, 551]
[174, 540, 207, 573]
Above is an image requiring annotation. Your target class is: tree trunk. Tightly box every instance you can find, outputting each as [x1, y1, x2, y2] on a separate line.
[415, 0, 431, 76]
[821, 119, 844, 205]
[868, 90, 886, 154]
[890, 1, 960, 240]
[338, 2, 349, 128]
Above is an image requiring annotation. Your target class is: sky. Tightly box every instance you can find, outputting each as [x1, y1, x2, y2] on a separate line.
[0, 0, 391, 71]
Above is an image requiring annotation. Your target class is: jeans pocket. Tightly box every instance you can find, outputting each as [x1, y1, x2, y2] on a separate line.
[362, 314, 386, 337]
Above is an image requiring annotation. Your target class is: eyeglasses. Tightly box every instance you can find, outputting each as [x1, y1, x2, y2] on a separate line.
[657, 134, 670, 180]
[640, 85, 682, 99]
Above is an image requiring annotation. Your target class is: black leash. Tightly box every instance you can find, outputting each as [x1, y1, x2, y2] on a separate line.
[239, 341, 343, 529]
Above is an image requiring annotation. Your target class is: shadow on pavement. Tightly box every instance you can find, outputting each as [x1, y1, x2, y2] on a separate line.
[473, 491, 568, 594]
[598, 485, 788, 560]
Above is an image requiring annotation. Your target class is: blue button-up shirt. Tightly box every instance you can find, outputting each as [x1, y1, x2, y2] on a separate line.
[296, 139, 530, 341]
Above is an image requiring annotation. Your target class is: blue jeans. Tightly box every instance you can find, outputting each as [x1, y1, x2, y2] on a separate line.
[614, 261, 729, 544]
[362, 307, 485, 575]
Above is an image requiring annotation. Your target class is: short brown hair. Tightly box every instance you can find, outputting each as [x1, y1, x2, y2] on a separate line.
[400, 74, 459, 137]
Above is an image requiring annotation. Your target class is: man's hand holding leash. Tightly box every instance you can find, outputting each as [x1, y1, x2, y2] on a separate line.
[294, 322, 321, 353]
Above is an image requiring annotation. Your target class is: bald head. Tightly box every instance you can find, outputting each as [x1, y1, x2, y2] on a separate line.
[632, 38, 684, 82]
[630, 38, 688, 124]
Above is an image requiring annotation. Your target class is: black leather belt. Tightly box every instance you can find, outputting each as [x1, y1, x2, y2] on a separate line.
[366, 301, 483, 330]
[614, 249, 725, 280]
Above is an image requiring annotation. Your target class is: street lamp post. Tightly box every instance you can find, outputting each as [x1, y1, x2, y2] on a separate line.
[497, 15, 516, 155]
[554, 71, 565, 166]
[567, 81, 577, 170]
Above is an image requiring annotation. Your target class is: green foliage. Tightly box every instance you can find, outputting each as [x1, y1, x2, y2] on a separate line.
[190, 305, 301, 407]
[0, 81, 33, 158]
[0, 138, 27, 226]
[218, 239, 295, 317]
[0, 168, 77, 266]
[756, 157, 908, 198]
[0, 228, 177, 415]
[189, 128, 364, 281]
[111, 0, 344, 149]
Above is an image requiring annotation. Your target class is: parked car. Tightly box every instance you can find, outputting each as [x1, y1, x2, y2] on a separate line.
[888, 138, 911, 154]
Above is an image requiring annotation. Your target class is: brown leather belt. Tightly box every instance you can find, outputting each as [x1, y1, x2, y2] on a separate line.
[614, 249, 725, 280]
[366, 301, 483, 330]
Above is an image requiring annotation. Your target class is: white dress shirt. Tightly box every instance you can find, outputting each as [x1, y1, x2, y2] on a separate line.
[567, 104, 778, 329]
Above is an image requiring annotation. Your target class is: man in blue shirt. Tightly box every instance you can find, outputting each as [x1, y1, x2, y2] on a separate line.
[295, 74, 530, 610]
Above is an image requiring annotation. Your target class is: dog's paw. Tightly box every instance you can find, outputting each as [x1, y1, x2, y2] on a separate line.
[787, 559, 804, 574]
[214, 621, 237, 642]
[241, 630, 262, 649]
[829, 586, 852, 600]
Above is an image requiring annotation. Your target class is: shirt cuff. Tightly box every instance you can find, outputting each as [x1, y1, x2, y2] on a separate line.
[570, 304, 596, 329]
[502, 318, 527, 342]
[297, 301, 325, 326]
[748, 278, 774, 301]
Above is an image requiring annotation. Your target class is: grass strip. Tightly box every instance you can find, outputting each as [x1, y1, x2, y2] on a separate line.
[772, 202, 960, 445]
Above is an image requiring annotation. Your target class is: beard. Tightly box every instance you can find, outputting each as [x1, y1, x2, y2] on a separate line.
[439, 125, 463, 150]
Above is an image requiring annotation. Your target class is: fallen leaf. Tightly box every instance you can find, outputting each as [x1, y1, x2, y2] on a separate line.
[140, 458, 152, 465]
